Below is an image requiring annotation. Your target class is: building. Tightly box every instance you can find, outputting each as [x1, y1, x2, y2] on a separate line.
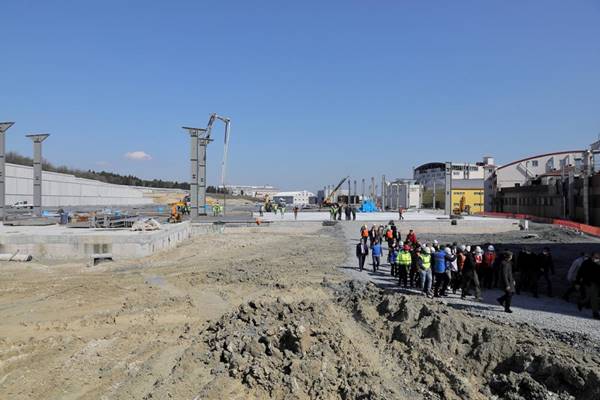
[224, 185, 279, 199]
[414, 157, 496, 211]
[491, 151, 586, 190]
[383, 179, 421, 210]
[272, 190, 315, 206]
[451, 179, 485, 214]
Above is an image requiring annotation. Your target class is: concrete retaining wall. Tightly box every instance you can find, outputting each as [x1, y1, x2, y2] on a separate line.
[5, 163, 155, 207]
[0, 221, 215, 260]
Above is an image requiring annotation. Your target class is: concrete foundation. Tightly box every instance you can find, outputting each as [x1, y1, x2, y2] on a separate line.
[0, 221, 225, 261]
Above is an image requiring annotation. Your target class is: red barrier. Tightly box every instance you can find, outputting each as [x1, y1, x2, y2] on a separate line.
[478, 212, 600, 238]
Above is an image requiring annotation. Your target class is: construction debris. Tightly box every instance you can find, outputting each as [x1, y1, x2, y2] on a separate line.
[130, 218, 161, 231]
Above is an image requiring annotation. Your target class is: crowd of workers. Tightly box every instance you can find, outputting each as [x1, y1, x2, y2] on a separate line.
[330, 203, 358, 221]
[356, 221, 600, 319]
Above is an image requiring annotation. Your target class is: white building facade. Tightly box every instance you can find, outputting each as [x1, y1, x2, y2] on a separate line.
[272, 191, 315, 206]
[384, 180, 421, 209]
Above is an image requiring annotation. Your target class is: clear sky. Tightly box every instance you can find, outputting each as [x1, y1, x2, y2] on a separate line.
[1, 1, 599, 192]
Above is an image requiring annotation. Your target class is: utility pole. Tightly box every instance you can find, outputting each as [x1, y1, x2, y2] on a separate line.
[26, 134, 50, 217]
[0, 122, 14, 221]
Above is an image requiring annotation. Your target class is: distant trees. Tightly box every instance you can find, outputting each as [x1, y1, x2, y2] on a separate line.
[5, 151, 190, 190]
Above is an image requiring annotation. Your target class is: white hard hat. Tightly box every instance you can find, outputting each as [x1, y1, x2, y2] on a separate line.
[433, 240, 439, 245]
[424, 247, 431, 254]
[466, 245, 472, 252]
[459, 245, 466, 252]
[444, 247, 452, 255]
[475, 246, 483, 254]
[488, 245, 495, 252]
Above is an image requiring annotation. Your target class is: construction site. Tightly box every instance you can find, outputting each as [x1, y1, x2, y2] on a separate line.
[2, 2, 600, 400]
[1, 112, 600, 400]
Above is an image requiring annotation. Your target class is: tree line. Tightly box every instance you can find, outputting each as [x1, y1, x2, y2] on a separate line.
[6, 151, 190, 190]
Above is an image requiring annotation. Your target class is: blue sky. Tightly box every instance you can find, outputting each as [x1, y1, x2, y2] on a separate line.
[1, 1, 599, 192]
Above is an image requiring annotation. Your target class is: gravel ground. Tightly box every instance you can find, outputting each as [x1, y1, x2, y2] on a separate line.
[338, 221, 600, 344]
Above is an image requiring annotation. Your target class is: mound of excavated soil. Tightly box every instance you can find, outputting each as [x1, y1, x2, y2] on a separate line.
[165, 281, 600, 400]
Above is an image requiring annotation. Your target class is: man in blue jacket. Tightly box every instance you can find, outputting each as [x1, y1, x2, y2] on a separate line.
[433, 246, 449, 297]
[371, 239, 382, 272]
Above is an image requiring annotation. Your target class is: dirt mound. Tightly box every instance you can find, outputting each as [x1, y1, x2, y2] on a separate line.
[335, 281, 600, 400]
[149, 281, 600, 400]
[197, 297, 397, 399]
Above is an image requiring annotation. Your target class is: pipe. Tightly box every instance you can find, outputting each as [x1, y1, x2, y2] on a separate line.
[0, 253, 33, 262]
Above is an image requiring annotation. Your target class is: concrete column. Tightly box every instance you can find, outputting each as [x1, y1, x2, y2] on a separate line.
[371, 177, 375, 199]
[361, 179, 365, 200]
[198, 138, 210, 216]
[0, 122, 15, 221]
[353, 180, 357, 205]
[347, 179, 351, 205]
[444, 162, 452, 215]
[183, 127, 202, 218]
[26, 134, 49, 217]
[381, 175, 386, 210]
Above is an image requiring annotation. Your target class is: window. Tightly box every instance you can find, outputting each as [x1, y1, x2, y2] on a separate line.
[531, 160, 539, 167]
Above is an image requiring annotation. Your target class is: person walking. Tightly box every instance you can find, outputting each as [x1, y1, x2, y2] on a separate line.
[563, 253, 587, 302]
[388, 241, 399, 277]
[397, 245, 412, 287]
[293, 205, 299, 220]
[259, 204, 264, 217]
[482, 245, 496, 289]
[418, 247, 433, 297]
[345, 204, 351, 220]
[399, 207, 405, 221]
[351, 205, 357, 221]
[576, 253, 600, 320]
[443, 247, 457, 296]
[497, 251, 516, 313]
[356, 239, 369, 272]
[338, 204, 343, 220]
[371, 239, 382, 272]
[432, 246, 448, 297]
[461, 248, 482, 301]
[537, 247, 555, 297]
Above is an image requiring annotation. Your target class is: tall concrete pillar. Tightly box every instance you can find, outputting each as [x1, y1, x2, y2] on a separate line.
[0, 122, 15, 221]
[183, 127, 201, 218]
[361, 179, 365, 200]
[381, 175, 386, 210]
[353, 180, 357, 205]
[26, 134, 49, 217]
[444, 162, 452, 215]
[371, 177, 375, 199]
[198, 138, 210, 216]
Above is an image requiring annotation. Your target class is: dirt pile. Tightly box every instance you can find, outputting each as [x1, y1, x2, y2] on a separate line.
[196, 297, 397, 399]
[172, 281, 600, 400]
[335, 281, 600, 400]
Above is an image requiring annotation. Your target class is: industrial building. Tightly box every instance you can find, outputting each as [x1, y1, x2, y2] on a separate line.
[414, 157, 496, 211]
[272, 191, 316, 206]
[224, 185, 278, 199]
[491, 148, 598, 224]
[383, 179, 421, 210]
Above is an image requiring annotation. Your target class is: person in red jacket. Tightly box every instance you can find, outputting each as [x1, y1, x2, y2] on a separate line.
[406, 230, 417, 245]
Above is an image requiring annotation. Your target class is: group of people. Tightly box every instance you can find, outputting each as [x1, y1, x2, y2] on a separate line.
[356, 221, 600, 319]
[330, 203, 357, 221]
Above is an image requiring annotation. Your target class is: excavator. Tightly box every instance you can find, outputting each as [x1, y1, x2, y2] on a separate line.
[322, 176, 350, 207]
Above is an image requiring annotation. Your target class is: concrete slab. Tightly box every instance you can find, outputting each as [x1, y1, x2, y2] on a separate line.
[0, 221, 223, 261]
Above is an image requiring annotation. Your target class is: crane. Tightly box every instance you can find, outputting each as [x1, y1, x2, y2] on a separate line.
[323, 176, 350, 206]
[205, 113, 231, 215]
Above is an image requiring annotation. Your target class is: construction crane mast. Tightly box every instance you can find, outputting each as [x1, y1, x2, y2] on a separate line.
[205, 113, 232, 216]
[323, 176, 350, 206]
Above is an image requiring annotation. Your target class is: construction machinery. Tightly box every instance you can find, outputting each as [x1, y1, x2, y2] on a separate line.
[205, 113, 231, 216]
[323, 176, 349, 206]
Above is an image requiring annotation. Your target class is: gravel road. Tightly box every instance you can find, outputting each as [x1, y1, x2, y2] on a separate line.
[338, 221, 600, 344]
